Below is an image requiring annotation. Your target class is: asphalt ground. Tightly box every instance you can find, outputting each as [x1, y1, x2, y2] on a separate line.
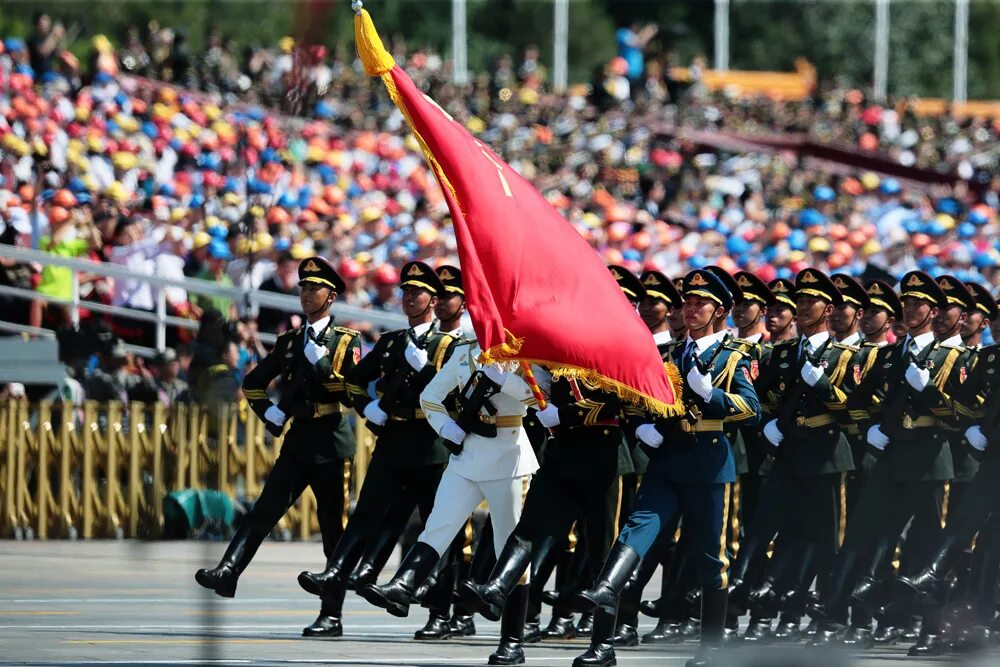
[0, 540, 996, 666]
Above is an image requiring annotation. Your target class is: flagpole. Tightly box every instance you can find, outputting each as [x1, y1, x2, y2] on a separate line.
[519, 362, 547, 410]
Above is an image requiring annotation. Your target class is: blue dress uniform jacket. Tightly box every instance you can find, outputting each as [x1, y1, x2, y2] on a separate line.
[616, 338, 760, 590]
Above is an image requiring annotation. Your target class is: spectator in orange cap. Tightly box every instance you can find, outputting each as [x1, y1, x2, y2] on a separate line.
[371, 263, 400, 312]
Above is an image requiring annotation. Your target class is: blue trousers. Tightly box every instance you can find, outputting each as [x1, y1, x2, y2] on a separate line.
[616, 456, 732, 590]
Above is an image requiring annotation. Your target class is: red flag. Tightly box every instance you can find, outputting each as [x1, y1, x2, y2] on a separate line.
[354, 9, 681, 416]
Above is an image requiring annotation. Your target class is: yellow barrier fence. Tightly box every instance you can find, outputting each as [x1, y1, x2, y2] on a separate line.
[0, 399, 375, 540]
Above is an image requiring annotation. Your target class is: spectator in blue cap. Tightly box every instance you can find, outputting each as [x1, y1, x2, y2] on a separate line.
[194, 240, 236, 319]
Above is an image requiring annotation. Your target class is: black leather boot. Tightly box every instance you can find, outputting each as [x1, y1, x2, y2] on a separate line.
[642, 619, 682, 643]
[839, 621, 874, 649]
[490, 584, 528, 665]
[347, 526, 400, 591]
[195, 523, 261, 598]
[572, 607, 617, 667]
[460, 538, 532, 622]
[806, 547, 859, 625]
[895, 536, 961, 604]
[450, 611, 476, 637]
[573, 543, 641, 615]
[413, 612, 453, 640]
[298, 529, 366, 598]
[907, 633, 946, 656]
[742, 616, 773, 643]
[576, 611, 595, 636]
[359, 542, 440, 618]
[686, 587, 727, 667]
[302, 613, 343, 638]
[953, 537, 1000, 653]
[541, 614, 576, 639]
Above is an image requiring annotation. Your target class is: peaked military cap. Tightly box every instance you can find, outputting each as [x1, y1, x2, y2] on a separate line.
[400, 261, 445, 294]
[864, 280, 902, 319]
[936, 275, 974, 310]
[795, 268, 843, 305]
[436, 264, 464, 297]
[640, 270, 682, 307]
[683, 268, 733, 311]
[735, 271, 773, 305]
[966, 282, 999, 320]
[298, 256, 346, 293]
[831, 273, 869, 309]
[608, 264, 646, 302]
[705, 265, 742, 306]
[768, 278, 797, 312]
[899, 270, 947, 308]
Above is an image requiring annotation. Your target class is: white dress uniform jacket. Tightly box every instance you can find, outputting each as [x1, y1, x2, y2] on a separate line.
[420, 341, 539, 482]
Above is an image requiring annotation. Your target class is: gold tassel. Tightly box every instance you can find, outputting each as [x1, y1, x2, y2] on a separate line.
[354, 9, 395, 76]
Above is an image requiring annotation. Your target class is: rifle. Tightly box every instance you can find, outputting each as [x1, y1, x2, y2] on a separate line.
[366, 324, 437, 435]
[266, 322, 333, 437]
[774, 338, 832, 436]
[443, 372, 502, 455]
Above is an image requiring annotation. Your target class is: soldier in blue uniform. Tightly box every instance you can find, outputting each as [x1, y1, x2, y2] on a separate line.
[195, 257, 362, 638]
[573, 269, 760, 667]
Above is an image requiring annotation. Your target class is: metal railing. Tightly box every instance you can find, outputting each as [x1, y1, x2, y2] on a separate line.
[0, 245, 407, 357]
[0, 398, 376, 540]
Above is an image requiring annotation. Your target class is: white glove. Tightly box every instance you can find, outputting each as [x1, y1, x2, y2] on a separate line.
[440, 419, 467, 445]
[966, 425, 988, 452]
[404, 340, 429, 371]
[363, 401, 388, 426]
[304, 339, 328, 365]
[686, 365, 714, 402]
[482, 363, 507, 386]
[800, 361, 824, 387]
[867, 424, 889, 450]
[264, 404, 286, 427]
[536, 404, 561, 428]
[905, 363, 931, 391]
[763, 419, 784, 447]
[636, 423, 664, 448]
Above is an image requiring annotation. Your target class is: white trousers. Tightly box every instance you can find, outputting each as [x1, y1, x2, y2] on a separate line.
[419, 469, 529, 566]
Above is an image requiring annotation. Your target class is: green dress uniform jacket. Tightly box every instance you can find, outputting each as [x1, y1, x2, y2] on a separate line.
[758, 338, 857, 476]
[242, 323, 362, 461]
[846, 340, 969, 482]
[345, 327, 458, 466]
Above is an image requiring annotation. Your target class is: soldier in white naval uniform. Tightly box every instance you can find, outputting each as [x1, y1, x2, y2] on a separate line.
[359, 339, 539, 665]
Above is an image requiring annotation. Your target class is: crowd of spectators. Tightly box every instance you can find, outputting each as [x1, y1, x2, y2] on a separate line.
[1, 10, 999, 403]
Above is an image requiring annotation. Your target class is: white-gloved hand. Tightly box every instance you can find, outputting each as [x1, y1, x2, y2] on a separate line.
[966, 425, 989, 452]
[905, 363, 931, 391]
[363, 401, 388, 426]
[763, 419, 784, 447]
[440, 419, 467, 445]
[404, 340, 429, 371]
[536, 404, 561, 428]
[636, 423, 664, 448]
[800, 361, 824, 387]
[264, 404, 286, 427]
[867, 424, 889, 450]
[304, 339, 328, 365]
[482, 363, 507, 386]
[686, 365, 714, 401]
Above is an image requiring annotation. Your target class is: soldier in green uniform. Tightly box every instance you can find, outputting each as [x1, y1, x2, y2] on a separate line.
[833, 280, 901, 647]
[574, 268, 759, 667]
[764, 278, 798, 343]
[727, 270, 856, 643]
[807, 271, 968, 652]
[195, 257, 361, 639]
[894, 291, 999, 652]
[296, 261, 458, 630]
[344, 264, 471, 640]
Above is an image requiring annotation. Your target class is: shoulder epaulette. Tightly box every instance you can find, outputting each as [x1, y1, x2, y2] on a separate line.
[832, 342, 861, 353]
[862, 341, 880, 348]
[728, 337, 755, 352]
[333, 325, 361, 337]
[940, 343, 965, 352]
[722, 341, 748, 355]
[772, 338, 798, 349]
[277, 328, 300, 340]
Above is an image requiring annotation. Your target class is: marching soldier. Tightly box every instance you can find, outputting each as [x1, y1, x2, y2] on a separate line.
[296, 261, 458, 628]
[344, 264, 471, 640]
[195, 257, 361, 638]
[612, 269, 685, 646]
[961, 282, 994, 350]
[894, 293, 999, 652]
[808, 272, 968, 652]
[764, 279, 798, 343]
[729, 270, 856, 643]
[460, 356, 629, 667]
[575, 269, 759, 667]
[359, 338, 539, 665]
[830, 274, 866, 347]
